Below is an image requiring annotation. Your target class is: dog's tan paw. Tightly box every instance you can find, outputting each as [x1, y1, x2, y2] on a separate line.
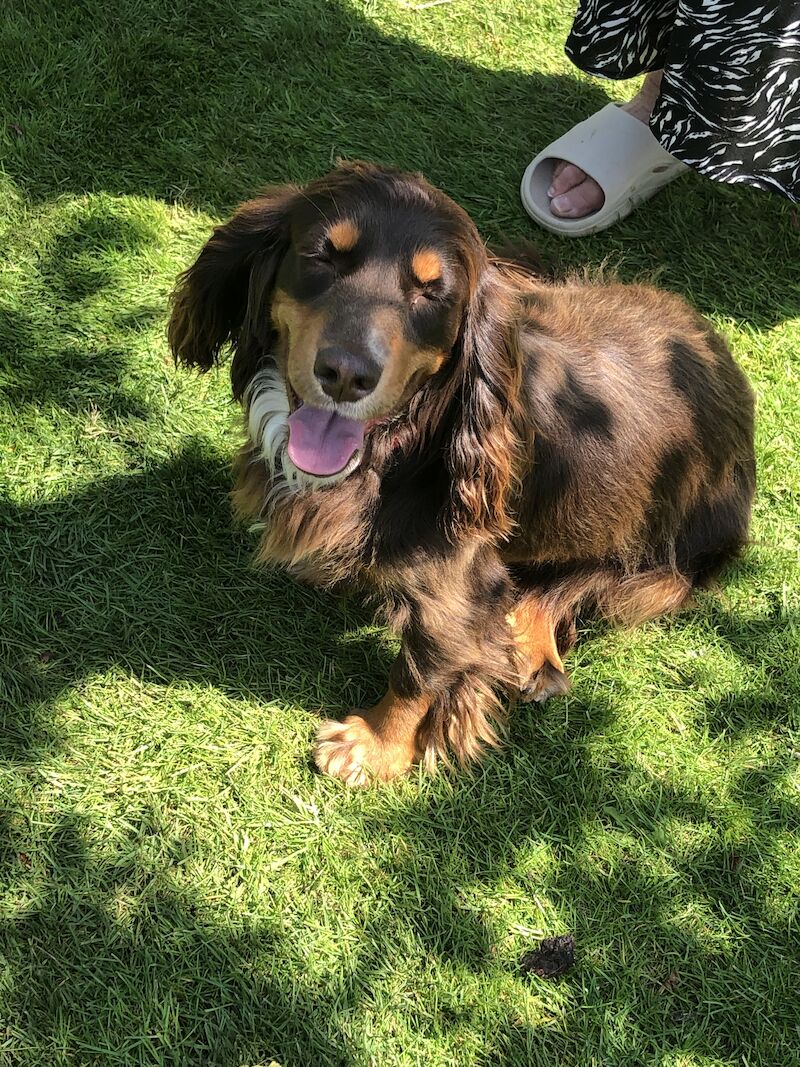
[313, 714, 416, 787]
[507, 601, 571, 704]
[518, 661, 571, 703]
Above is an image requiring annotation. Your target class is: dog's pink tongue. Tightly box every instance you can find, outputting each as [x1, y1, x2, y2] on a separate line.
[286, 406, 366, 477]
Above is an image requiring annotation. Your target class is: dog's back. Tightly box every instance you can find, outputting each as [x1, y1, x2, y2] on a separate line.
[502, 277, 754, 631]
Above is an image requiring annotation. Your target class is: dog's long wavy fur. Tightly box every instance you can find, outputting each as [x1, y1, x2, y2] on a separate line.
[169, 162, 756, 771]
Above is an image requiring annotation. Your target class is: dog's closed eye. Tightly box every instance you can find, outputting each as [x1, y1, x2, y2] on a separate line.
[300, 241, 335, 264]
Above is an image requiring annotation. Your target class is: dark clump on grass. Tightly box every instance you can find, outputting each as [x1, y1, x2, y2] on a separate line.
[520, 934, 576, 979]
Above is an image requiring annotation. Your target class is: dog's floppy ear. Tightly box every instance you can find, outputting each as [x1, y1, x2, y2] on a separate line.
[168, 187, 296, 394]
[446, 267, 525, 542]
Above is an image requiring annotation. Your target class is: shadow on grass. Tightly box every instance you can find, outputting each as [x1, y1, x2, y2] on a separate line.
[2, 678, 798, 1063]
[0, 198, 169, 422]
[0, 443, 388, 766]
[1, 0, 798, 327]
[1, 445, 798, 1063]
[0, 815, 360, 1065]
[354, 695, 800, 1065]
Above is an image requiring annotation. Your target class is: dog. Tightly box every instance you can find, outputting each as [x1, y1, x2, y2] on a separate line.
[169, 161, 755, 786]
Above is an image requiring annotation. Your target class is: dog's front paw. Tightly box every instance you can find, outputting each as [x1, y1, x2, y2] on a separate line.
[313, 713, 416, 786]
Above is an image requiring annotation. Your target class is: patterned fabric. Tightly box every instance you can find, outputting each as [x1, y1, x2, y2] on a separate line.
[565, 0, 800, 201]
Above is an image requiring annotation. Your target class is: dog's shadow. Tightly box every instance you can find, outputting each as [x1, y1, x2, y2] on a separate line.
[6, 438, 790, 768]
[0, 442, 399, 767]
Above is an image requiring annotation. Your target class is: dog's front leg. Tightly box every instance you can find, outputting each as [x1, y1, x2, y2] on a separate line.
[313, 544, 516, 785]
[313, 687, 431, 787]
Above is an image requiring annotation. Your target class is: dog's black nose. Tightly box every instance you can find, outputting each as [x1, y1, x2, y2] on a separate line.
[314, 346, 381, 403]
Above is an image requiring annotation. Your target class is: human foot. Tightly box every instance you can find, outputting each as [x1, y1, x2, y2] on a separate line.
[549, 71, 664, 219]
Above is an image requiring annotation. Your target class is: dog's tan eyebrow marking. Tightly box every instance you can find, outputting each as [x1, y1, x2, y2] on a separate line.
[411, 249, 443, 285]
[327, 219, 360, 252]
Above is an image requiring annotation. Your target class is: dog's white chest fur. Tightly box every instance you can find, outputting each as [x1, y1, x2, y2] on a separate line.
[245, 366, 358, 494]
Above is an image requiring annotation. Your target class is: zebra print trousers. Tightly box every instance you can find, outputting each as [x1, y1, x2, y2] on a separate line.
[565, 0, 800, 201]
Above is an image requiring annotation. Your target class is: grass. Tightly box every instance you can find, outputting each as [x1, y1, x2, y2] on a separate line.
[1, 0, 799, 1064]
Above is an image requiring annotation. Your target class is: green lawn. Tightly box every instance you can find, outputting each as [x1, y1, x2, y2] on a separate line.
[1, 1, 799, 1064]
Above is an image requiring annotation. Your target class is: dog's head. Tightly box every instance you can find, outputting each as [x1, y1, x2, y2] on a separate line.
[170, 162, 522, 534]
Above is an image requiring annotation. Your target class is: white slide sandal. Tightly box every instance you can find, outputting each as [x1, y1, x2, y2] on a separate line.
[520, 103, 690, 237]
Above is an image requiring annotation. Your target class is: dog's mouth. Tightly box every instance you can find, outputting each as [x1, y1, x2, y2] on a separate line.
[285, 388, 366, 478]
